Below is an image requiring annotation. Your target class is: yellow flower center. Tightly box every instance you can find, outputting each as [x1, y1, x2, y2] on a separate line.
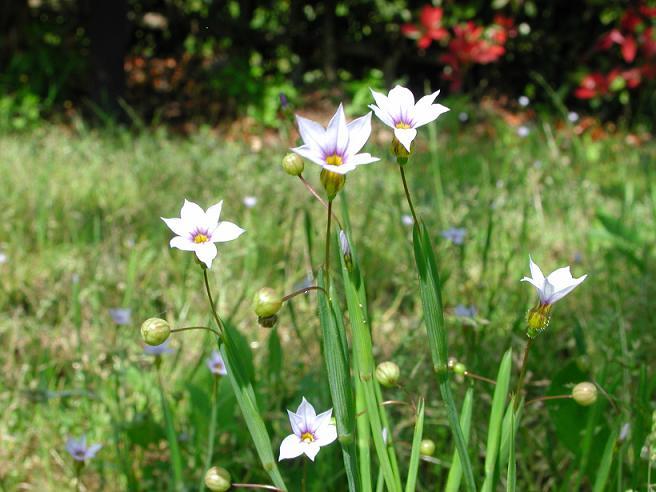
[301, 432, 315, 443]
[395, 122, 411, 129]
[325, 154, 343, 166]
[193, 233, 209, 244]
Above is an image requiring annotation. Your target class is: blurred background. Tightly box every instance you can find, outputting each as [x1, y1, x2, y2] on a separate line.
[2, 0, 656, 130]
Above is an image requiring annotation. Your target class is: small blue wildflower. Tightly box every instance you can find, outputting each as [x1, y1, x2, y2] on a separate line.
[401, 214, 414, 227]
[568, 111, 579, 123]
[109, 307, 132, 325]
[458, 112, 469, 123]
[206, 350, 227, 376]
[441, 227, 467, 245]
[517, 125, 530, 138]
[144, 339, 174, 356]
[65, 435, 102, 462]
[279, 92, 289, 109]
[454, 304, 477, 318]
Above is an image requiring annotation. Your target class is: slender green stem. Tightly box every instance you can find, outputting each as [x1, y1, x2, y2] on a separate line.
[463, 371, 497, 385]
[281, 285, 327, 302]
[526, 394, 573, 405]
[74, 463, 81, 492]
[399, 165, 419, 225]
[170, 326, 222, 339]
[513, 337, 533, 411]
[199, 377, 219, 492]
[232, 484, 285, 491]
[325, 200, 333, 274]
[203, 269, 225, 334]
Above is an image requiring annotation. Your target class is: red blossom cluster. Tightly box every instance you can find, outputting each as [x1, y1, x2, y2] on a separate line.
[575, 3, 656, 99]
[401, 7, 515, 91]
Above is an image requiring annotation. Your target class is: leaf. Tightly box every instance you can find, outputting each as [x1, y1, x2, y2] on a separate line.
[445, 387, 474, 492]
[592, 426, 618, 492]
[404, 399, 425, 492]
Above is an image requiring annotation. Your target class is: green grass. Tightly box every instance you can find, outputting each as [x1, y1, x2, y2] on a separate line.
[0, 111, 654, 491]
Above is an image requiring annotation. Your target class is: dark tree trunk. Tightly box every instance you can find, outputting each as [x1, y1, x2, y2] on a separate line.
[87, 0, 129, 120]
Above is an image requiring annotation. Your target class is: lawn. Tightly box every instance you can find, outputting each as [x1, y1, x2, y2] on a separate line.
[0, 108, 654, 491]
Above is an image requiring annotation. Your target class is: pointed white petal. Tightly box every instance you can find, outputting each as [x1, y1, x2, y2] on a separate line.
[297, 397, 317, 424]
[394, 128, 418, 152]
[296, 115, 327, 150]
[348, 153, 380, 167]
[291, 145, 327, 167]
[211, 221, 245, 243]
[368, 103, 395, 128]
[194, 242, 218, 269]
[528, 256, 545, 287]
[321, 163, 355, 174]
[162, 217, 191, 237]
[180, 199, 206, 225]
[279, 434, 304, 461]
[314, 423, 337, 447]
[545, 266, 574, 290]
[325, 104, 349, 155]
[303, 441, 322, 461]
[311, 408, 333, 433]
[170, 236, 197, 251]
[414, 90, 441, 110]
[205, 201, 223, 229]
[346, 112, 373, 156]
[542, 278, 556, 303]
[412, 103, 450, 128]
[388, 85, 415, 119]
[287, 409, 302, 436]
[547, 274, 587, 304]
[370, 88, 398, 122]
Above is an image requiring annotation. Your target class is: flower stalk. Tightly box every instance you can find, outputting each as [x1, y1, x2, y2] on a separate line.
[399, 165, 419, 225]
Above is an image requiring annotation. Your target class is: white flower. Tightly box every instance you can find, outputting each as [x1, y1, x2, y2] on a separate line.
[243, 196, 257, 208]
[369, 85, 449, 151]
[521, 256, 587, 305]
[518, 96, 530, 107]
[568, 111, 580, 123]
[279, 397, 337, 462]
[162, 199, 245, 269]
[401, 214, 414, 226]
[517, 125, 530, 138]
[291, 104, 379, 175]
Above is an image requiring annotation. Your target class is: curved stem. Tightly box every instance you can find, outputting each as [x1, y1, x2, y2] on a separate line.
[203, 269, 225, 335]
[399, 165, 419, 225]
[298, 175, 343, 229]
[513, 337, 533, 411]
[232, 483, 285, 491]
[526, 394, 573, 406]
[464, 371, 497, 385]
[281, 285, 327, 303]
[170, 326, 222, 339]
[199, 377, 219, 492]
[324, 200, 333, 275]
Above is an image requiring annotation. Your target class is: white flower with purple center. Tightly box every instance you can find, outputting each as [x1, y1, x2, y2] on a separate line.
[206, 349, 227, 376]
[521, 256, 587, 306]
[162, 199, 245, 269]
[279, 397, 337, 462]
[291, 104, 379, 175]
[109, 307, 132, 326]
[369, 85, 449, 151]
[441, 227, 467, 245]
[65, 435, 102, 462]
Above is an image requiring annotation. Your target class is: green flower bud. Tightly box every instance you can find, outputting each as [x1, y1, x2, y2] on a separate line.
[320, 169, 346, 200]
[420, 438, 436, 457]
[572, 382, 598, 406]
[257, 314, 279, 328]
[526, 303, 552, 338]
[391, 137, 415, 165]
[204, 466, 231, 492]
[375, 361, 400, 387]
[141, 318, 171, 346]
[282, 153, 304, 176]
[253, 288, 283, 318]
[453, 362, 467, 376]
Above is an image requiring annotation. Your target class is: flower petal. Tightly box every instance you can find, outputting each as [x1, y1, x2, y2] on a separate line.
[296, 397, 317, 426]
[211, 221, 245, 243]
[194, 242, 218, 269]
[547, 274, 587, 304]
[162, 217, 190, 237]
[368, 103, 395, 128]
[346, 112, 373, 156]
[86, 444, 102, 459]
[325, 104, 349, 155]
[279, 434, 304, 461]
[388, 85, 415, 120]
[205, 201, 223, 229]
[180, 199, 206, 225]
[311, 408, 333, 434]
[291, 145, 326, 167]
[314, 423, 338, 448]
[412, 103, 449, 128]
[348, 153, 380, 167]
[394, 127, 418, 152]
[303, 441, 322, 461]
[296, 115, 327, 153]
[528, 256, 545, 288]
[170, 236, 197, 251]
[287, 409, 302, 436]
[545, 266, 574, 290]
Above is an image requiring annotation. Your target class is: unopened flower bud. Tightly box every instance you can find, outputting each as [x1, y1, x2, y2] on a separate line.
[420, 439, 436, 457]
[453, 362, 467, 376]
[526, 304, 552, 338]
[204, 466, 231, 492]
[339, 230, 353, 272]
[376, 361, 400, 387]
[141, 318, 171, 346]
[572, 382, 598, 406]
[320, 169, 346, 200]
[282, 153, 304, 176]
[258, 314, 279, 328]
[391, 137, 415, 165]
[253, 288, 283, 318]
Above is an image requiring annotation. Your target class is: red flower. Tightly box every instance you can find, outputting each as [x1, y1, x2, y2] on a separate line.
[574, 73, 609, 99]
[401, 6, 448, 49]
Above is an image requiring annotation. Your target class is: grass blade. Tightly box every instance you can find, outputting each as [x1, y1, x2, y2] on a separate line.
[499, 400, 523, 474]
[445, 387, 474, 492]
[404, 398, 425, 492]
[481, 349, 513, 492]
[158, 370, 184, 491]
[412, 221, 476, 492]
[593, 426, 618, 492]
[506, 409, 516, 492]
